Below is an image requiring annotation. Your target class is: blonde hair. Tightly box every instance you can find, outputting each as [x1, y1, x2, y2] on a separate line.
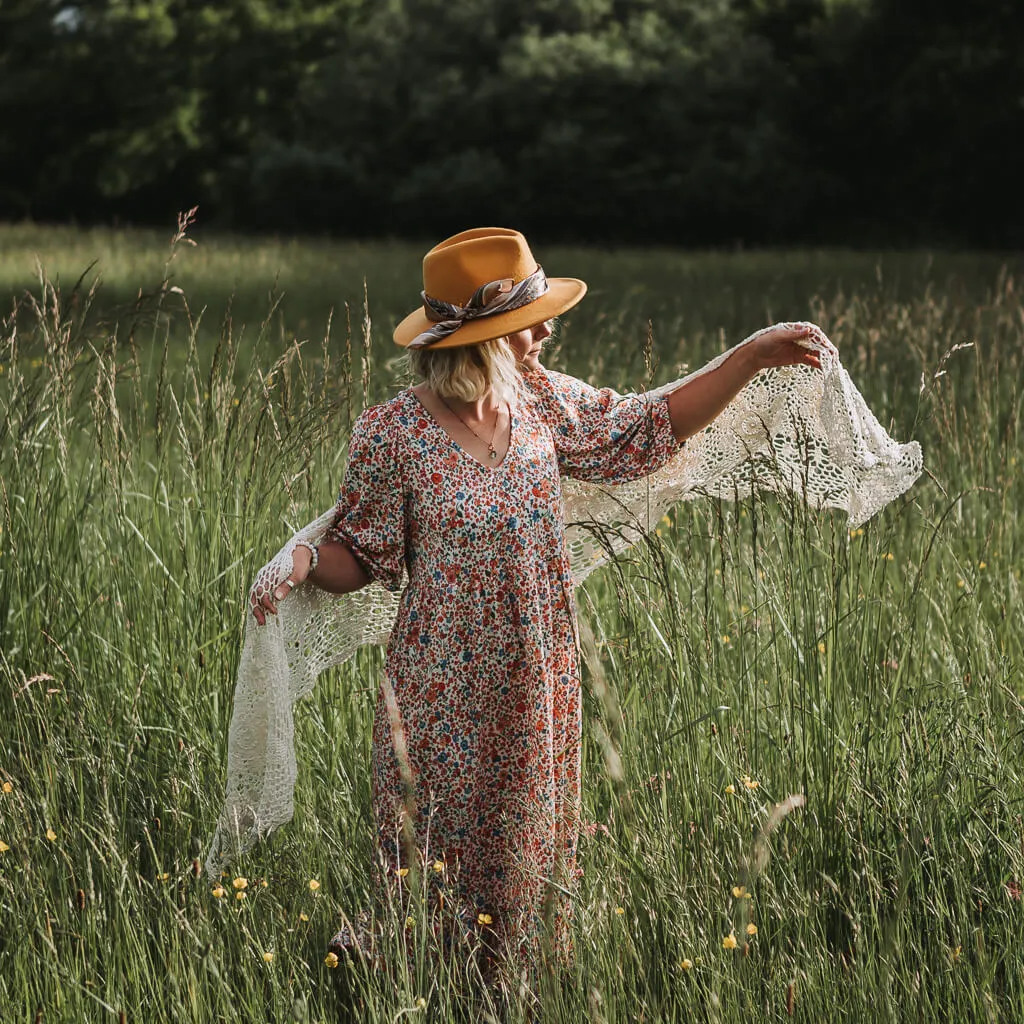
[407, 337, 522, 408]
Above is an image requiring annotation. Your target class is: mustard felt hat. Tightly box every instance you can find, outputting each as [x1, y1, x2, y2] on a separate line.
[393, 227, 588, 350]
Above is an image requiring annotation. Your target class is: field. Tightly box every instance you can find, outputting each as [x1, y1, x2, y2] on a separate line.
[0, 219, 1022, 1022]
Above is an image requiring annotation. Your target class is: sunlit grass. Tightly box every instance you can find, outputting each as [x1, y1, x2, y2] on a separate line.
[0, 221, 1022, 1021]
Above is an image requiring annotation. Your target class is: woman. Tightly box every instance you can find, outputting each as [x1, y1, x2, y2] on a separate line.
[249, 227, 822, 976]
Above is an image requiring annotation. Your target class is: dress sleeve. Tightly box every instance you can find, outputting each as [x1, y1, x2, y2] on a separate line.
[523, 368, 683, 484]
[323, 406, 407, 592]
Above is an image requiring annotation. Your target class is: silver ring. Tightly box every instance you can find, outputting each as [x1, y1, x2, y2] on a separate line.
[282, 578, 296, 590]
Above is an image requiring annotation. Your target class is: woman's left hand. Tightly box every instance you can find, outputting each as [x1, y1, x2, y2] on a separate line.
[746, 324, 828, 372]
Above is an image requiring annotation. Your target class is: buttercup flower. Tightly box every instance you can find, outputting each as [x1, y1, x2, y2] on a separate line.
[477, 912, 493, 926]
[725, 784, 736, 795]
[308, 879, 321, 891]
[432, 860, 445, 873]
[746, 923, 758, 936]
[732, 886, 747, 899]
[324, 952, 339, 968]
[262, 951, 274, 963]
[1, 782, 12, 794]
[395, 867, 409, 878]
[299, 912, 309, 922]
[211, 886, 226, 898]
[680, 958, 693, 970]
[46, 828, 57, 842]
[723, 932, 738, 950]
[232, 877, 248, 890]
[235, 891, 246, 901]
[614, 906, 625, 916]
[742, 776, 759, 790]
[0, 841, 9, 852]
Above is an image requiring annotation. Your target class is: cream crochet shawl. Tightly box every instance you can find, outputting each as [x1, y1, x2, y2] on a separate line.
[204, 322, 923, 878]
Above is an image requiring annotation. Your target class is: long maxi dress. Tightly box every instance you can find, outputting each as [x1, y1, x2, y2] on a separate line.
[324, 367, 684, 967]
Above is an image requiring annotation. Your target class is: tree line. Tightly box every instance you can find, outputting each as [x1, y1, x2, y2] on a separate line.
[1, 0, 1021, 247]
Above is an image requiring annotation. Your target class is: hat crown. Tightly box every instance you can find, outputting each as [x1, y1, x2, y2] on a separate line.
[422, 228, 539, 308]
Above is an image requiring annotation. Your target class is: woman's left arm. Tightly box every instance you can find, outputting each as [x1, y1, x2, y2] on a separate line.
[665, 323, 821, 443]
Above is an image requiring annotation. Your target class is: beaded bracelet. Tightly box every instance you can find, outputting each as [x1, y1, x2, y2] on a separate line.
[293, 541, 320, 571]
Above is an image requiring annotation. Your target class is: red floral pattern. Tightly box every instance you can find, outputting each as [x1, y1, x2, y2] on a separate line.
[326, 368, 681, 964]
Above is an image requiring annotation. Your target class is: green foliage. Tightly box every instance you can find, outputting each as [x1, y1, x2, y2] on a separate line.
[1, 1, 1022, 244]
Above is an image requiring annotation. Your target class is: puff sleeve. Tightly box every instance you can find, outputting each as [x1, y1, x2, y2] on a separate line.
[522, 368, 683, 485]
[324, 406, 408, 592]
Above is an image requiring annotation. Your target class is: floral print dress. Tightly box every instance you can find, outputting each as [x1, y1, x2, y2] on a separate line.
[325, 367, 682, 967]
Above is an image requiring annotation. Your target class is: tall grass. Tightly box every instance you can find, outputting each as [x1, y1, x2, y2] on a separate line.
[0, 220, 1022, 1022]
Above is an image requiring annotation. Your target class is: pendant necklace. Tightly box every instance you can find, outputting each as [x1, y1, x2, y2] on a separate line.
[438, 395, 506, 461]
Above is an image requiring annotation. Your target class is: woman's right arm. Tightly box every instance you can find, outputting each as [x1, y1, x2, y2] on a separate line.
[250, 539, 371, 625]
[308, 539, 371, 594]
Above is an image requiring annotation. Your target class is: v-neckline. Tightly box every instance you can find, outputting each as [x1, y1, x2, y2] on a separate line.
[408, 390, 516, 472]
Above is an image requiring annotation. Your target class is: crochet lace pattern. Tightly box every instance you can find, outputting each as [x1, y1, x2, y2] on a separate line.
[204, 322, 923, 878]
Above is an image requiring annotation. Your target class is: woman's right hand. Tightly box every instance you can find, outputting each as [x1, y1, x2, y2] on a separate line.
[250, 545, 314, 626]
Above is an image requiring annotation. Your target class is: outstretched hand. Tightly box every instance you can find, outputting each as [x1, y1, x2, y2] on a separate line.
[250, 545, 314, 626]
[745, 323, 830, 372]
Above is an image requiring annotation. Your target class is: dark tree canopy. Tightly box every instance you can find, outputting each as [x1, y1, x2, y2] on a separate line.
[1, 0, 1021, 246]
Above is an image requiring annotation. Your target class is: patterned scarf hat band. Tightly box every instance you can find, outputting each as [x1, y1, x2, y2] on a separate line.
[407, 265, 550, 349]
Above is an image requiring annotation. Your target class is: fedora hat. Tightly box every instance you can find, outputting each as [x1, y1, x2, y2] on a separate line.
[393, 227, 587, 350]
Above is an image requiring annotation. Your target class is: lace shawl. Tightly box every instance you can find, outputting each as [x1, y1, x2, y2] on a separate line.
[204, 322, 923, 878]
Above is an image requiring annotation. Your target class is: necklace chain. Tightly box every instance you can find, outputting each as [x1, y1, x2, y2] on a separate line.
[437, 395, 506, 461]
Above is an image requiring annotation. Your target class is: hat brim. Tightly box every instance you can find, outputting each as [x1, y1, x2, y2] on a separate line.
[392, 277, 588, 349]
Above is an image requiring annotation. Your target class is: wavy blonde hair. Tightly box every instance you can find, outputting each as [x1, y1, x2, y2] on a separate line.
[407, 337, 522, 408]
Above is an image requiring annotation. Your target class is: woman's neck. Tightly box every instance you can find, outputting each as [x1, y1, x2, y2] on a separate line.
[414, 384, 499, 422]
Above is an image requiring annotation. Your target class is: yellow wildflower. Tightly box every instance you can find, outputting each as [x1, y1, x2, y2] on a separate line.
[2, 781, 12, 793]
[725, 784, 736, 795]
[262, 951, 274, 963]
[818, 641, 826, 654]
[723, 933, 738, 950]
[951, 945, 962, 962]
[731, 886, 747, 899]
[406, 916, 415, 928]
[957, 579, 965, 588]
[0, 841, 9, 852]
[46, 828, 57, 842]
[477, 912, 493, 926]
[979, 561, 987, 570]
[158, 872, 170, 881]
[299, 912, 309, 922]
[232, 877, 248, 890]
[235, 891, 246, 902]
[395, 867, 409, 878]
[743, 776, 759, 790]
[746, 923, 758, 936]
[308, 879, 321, 891]
[432, 860, 445, 873]
[680, 958, 693, 970]
[324, 952, 339, 968]
[883, 552, 894, 561]
[416, 997, 427, 1009]
[260, 879, 268, 888]
[614, 906, 625, 916]
[211, 886, 225, 898]
[720, 635, 731, 645]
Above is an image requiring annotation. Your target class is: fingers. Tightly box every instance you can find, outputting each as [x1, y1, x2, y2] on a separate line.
[249, 576, 298, 625]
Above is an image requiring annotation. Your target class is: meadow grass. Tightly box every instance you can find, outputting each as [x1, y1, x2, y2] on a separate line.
[0, 220, 1022, 1022]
